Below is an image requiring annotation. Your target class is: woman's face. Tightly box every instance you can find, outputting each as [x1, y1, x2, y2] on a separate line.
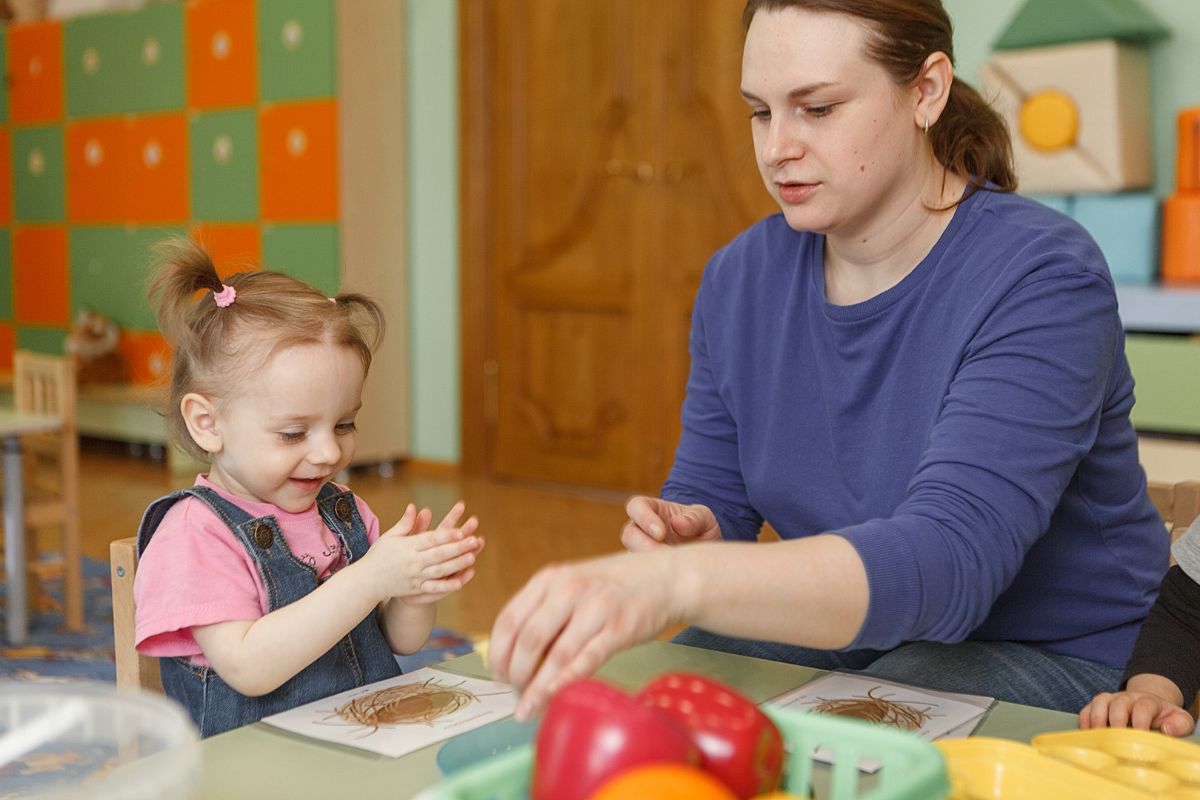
[741, 8, 923, 237]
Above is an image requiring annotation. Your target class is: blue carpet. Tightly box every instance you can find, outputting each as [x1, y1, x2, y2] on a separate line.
[0, 557, 115, 682]
[0, 556, 475, 682]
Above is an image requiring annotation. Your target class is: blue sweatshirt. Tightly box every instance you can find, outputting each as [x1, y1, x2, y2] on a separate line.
[663, 188, 1166, 669]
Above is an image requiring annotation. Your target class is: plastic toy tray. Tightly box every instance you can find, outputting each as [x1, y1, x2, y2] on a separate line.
[938, 729, 1200, 799]
[418, 703, 949, 800]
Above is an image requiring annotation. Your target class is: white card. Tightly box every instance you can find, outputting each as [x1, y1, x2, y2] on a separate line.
[261, 667, 517, 758]
[767, 672, 993, 772]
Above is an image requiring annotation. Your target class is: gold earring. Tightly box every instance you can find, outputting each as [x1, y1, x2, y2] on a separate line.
[924, 116, 930, 136]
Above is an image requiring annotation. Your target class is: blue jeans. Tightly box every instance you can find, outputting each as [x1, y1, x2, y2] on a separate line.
[671, 628, 1122, 713]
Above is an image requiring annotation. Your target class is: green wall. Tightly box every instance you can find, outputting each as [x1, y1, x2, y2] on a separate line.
[406, 0, 459, 462]
[407, 0, 1200, 463]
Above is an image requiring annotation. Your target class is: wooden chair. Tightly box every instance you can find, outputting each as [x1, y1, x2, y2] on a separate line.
[110, 536, 162, 692]
[10, 351, 83, 631]
[1147, 478, 1200, 548]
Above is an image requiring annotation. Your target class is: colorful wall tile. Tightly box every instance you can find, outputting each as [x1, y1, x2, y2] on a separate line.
[260, 99, 337, 221]
[66, 118, 129, 222]
[9, 21, 64, 124]
[14, 226, 69, 325]
[262, 224, 338, 296]
[1, 0, 340, 366]
[258, 0, 335, 102]
[0, 231, 10, 320]
[191, 223, 261, 277]
[64, 3, 185, 117]
[69, 227, 186, 331]
[14, 126, 65, 222]
[0, 130, 11, 223]
[190, 109, 258, 220]
[187, 0, 256, 109]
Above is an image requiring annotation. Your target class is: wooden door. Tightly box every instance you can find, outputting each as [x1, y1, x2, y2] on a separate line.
[461, 0, 776, 491]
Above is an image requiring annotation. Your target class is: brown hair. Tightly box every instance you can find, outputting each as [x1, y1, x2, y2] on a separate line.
[742, 0, 1016, 197]
[147, 237, 385, 461]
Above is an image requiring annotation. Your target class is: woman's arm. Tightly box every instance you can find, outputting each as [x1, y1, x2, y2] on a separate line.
[490, 534, 868, 720]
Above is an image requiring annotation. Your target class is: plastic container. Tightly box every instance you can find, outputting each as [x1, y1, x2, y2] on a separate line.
[418, 703, 950, 800]
[939, 729, 1200, 799]
[0, 681, 200, 799]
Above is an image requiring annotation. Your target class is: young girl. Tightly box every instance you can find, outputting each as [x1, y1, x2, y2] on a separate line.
[134, 238, 483, 737]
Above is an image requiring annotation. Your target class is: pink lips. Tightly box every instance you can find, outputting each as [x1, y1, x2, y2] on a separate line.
[290, 476, 327, 490]
[777, 182, 817, 204]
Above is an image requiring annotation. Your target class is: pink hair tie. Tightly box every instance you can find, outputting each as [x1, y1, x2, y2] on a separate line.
[213, 284, 237, 308]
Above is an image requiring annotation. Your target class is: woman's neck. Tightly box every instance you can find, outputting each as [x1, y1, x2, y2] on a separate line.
[824, 168, 968, 306]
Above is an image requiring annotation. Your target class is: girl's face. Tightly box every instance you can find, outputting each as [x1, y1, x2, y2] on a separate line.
[206, 341, 364, 513]
[741, 8, 924, 238]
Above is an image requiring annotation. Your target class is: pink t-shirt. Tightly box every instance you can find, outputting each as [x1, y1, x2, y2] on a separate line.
[134, 475, 382, 665]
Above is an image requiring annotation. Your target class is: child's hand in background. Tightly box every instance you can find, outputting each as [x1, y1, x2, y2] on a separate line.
[359, 501, 482, 605]
[1080, 674, 1196, 737]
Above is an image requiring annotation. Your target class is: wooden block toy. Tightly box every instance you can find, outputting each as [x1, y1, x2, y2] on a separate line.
[981, 40, 1152, 193]
[1073, 193, 1159, 285]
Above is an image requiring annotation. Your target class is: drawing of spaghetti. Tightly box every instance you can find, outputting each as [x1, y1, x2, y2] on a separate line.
[810, 686, 937, 730]
[321, 677, 481, 736]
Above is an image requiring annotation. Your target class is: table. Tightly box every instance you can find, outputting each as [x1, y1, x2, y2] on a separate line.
[0, 408, 64, 644]
[193, 640, 1095, 799]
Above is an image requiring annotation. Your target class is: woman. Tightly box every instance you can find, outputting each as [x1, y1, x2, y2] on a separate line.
[490, 0, 1166, 722]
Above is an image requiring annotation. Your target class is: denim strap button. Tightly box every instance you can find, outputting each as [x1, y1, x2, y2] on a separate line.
[335, 496, 352, 522]
[253, 522, 273, 548]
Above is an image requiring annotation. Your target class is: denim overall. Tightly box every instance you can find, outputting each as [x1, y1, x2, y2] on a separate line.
[136, 484, 401, 738]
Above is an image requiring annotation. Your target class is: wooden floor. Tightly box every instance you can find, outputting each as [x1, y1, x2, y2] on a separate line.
[74, 440, 632, 640]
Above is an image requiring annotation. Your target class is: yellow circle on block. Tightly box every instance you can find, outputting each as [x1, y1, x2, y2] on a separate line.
[1019, 90, 1079, 152]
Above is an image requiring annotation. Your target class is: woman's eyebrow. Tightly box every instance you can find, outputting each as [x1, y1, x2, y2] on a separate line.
[740, 81, 838, 103]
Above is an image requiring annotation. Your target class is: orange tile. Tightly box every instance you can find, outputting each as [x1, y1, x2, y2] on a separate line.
[0, 130, 11, 222]
[190, 223, 261, 278]
[66, 119, 129, 222]
[118, 330, 171, 385]
[126, 114, 189, 223]
[14, 226, 69, 325]
[9, 21, 64, 123]
[187, 0, 257, 109]
[0, 325, 14, 371]
[260, 99, 338, 221]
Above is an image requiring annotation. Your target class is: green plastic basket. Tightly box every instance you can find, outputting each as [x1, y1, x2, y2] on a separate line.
[418, 703, 949, 800]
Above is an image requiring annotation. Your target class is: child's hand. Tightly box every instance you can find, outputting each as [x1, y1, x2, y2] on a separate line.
[1080, 674, 1195, 737]
[359, 502, 482, 605]
[399, 500, 484, 605]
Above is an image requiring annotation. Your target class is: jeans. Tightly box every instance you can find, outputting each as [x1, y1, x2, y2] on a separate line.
[671, 627, 1123, 713]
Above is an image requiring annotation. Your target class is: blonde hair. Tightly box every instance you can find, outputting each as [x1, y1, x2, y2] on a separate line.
[148, 237, 385, 461]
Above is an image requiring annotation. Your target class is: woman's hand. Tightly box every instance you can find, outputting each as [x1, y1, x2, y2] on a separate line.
[621, 496, 722, 552]
[489, 549, 685, 721]
[359, 502, 482, 604]
[1080, 674, 1195, 737]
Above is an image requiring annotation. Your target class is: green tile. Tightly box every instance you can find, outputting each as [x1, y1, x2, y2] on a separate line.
[18, 326, 67, 355]
[70, 226, 185, 330]
[262, 224, 339, 295]
[258, 0, 335, 101]
[13, 127, 64, 222]
[190, 109, 258, 221]
[65, 3, 184, 116]
[0, 230, 10, 319]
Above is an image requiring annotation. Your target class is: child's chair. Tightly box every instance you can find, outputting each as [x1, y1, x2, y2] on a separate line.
[110, 536, 163, 692]
[10, 351, 84, 631]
